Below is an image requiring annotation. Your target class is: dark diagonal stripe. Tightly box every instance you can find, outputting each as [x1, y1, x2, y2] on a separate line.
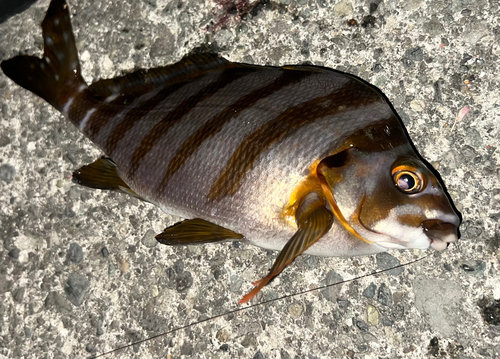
[103, 81, 195, 155]
[85, 93, 138, 139]
[86, 56, 235, 140]
[156, 70, 314, 193]
[208, 80, 382, 201]
[127, 66, 258, 178]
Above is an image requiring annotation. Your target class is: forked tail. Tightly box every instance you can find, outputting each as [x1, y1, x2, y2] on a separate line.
[1, 0, 86, 114]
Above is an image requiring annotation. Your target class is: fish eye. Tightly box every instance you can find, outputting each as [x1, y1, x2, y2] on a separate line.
[392, 165, 424, 194]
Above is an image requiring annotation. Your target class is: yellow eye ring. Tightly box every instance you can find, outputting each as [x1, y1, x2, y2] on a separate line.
[392, 165, 424, 194]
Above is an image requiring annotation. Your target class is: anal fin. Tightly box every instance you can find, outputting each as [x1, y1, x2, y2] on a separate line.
[239, 199, 333, 304]
[72, 157, 141, 199]
[156, 218, 244, 245]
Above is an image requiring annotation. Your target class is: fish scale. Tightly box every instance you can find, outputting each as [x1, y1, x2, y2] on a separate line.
[0, 0, 460, 304]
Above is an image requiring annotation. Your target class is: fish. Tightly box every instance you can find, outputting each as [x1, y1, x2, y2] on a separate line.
[1, 0, 460, 305]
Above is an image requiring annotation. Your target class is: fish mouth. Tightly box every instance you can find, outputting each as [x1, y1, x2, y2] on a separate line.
[422, 219, 458, 251]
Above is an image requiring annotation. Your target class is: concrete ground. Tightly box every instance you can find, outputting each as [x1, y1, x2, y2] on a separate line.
[0, 0, 499, 358]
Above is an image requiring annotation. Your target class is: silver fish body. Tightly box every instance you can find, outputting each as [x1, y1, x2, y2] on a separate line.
[1, 0, 460, 302]
[115, 67, 398, 255]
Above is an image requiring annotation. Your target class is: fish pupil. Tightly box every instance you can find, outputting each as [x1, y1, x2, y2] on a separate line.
[398, 174, 415, 190]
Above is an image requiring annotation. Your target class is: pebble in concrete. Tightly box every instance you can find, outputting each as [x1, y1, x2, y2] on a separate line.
[320, 269, 343, 302]
[288, 302, 303, 318]
[367, 304, 380, 326]
[0, 164, 15, 183]
[363, 282, 377, 299]
[65, 243, 83, 264]
[64, 273, 90, 306]
[375, 253, 405, 275]
[141, 229, 158, 248]
[377, 283, 393, 307]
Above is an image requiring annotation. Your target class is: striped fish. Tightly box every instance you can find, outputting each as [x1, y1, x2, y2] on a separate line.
[1, 0, 460, 304]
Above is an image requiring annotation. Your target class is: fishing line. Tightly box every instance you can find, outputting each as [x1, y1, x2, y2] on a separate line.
[90, 253, 431, 358]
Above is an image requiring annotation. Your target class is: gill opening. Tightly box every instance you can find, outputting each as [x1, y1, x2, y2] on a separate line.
[319, 182, 373, 244]
[281, 159, 325, 227]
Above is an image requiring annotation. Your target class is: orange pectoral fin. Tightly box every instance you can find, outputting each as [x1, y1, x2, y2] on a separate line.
[239, 204, 333, 304]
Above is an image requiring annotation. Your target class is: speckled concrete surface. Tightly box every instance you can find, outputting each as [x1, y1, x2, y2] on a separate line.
[0, 0, 499, 358]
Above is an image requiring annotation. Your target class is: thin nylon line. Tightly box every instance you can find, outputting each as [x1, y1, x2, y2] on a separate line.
[89, 253, 430, 359]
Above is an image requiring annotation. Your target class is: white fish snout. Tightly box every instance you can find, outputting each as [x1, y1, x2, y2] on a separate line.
[422, 220, 459, 251]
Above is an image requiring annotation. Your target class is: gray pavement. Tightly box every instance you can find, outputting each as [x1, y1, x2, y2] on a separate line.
[0, 0, 499, 358]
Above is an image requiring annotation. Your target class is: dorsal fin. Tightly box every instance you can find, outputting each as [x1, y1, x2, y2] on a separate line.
[88, 53, 237, 97]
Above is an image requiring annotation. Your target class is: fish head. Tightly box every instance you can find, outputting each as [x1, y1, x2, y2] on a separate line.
[317, 145, 460, 252]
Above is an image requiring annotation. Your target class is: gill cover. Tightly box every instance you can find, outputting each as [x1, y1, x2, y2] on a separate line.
[316, 148, 372, 244]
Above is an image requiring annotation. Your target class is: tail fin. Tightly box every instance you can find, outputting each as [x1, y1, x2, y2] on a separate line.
[1, 0, 86, 112]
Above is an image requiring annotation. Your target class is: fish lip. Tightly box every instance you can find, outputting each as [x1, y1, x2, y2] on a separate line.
[422, 219, 458, 251]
